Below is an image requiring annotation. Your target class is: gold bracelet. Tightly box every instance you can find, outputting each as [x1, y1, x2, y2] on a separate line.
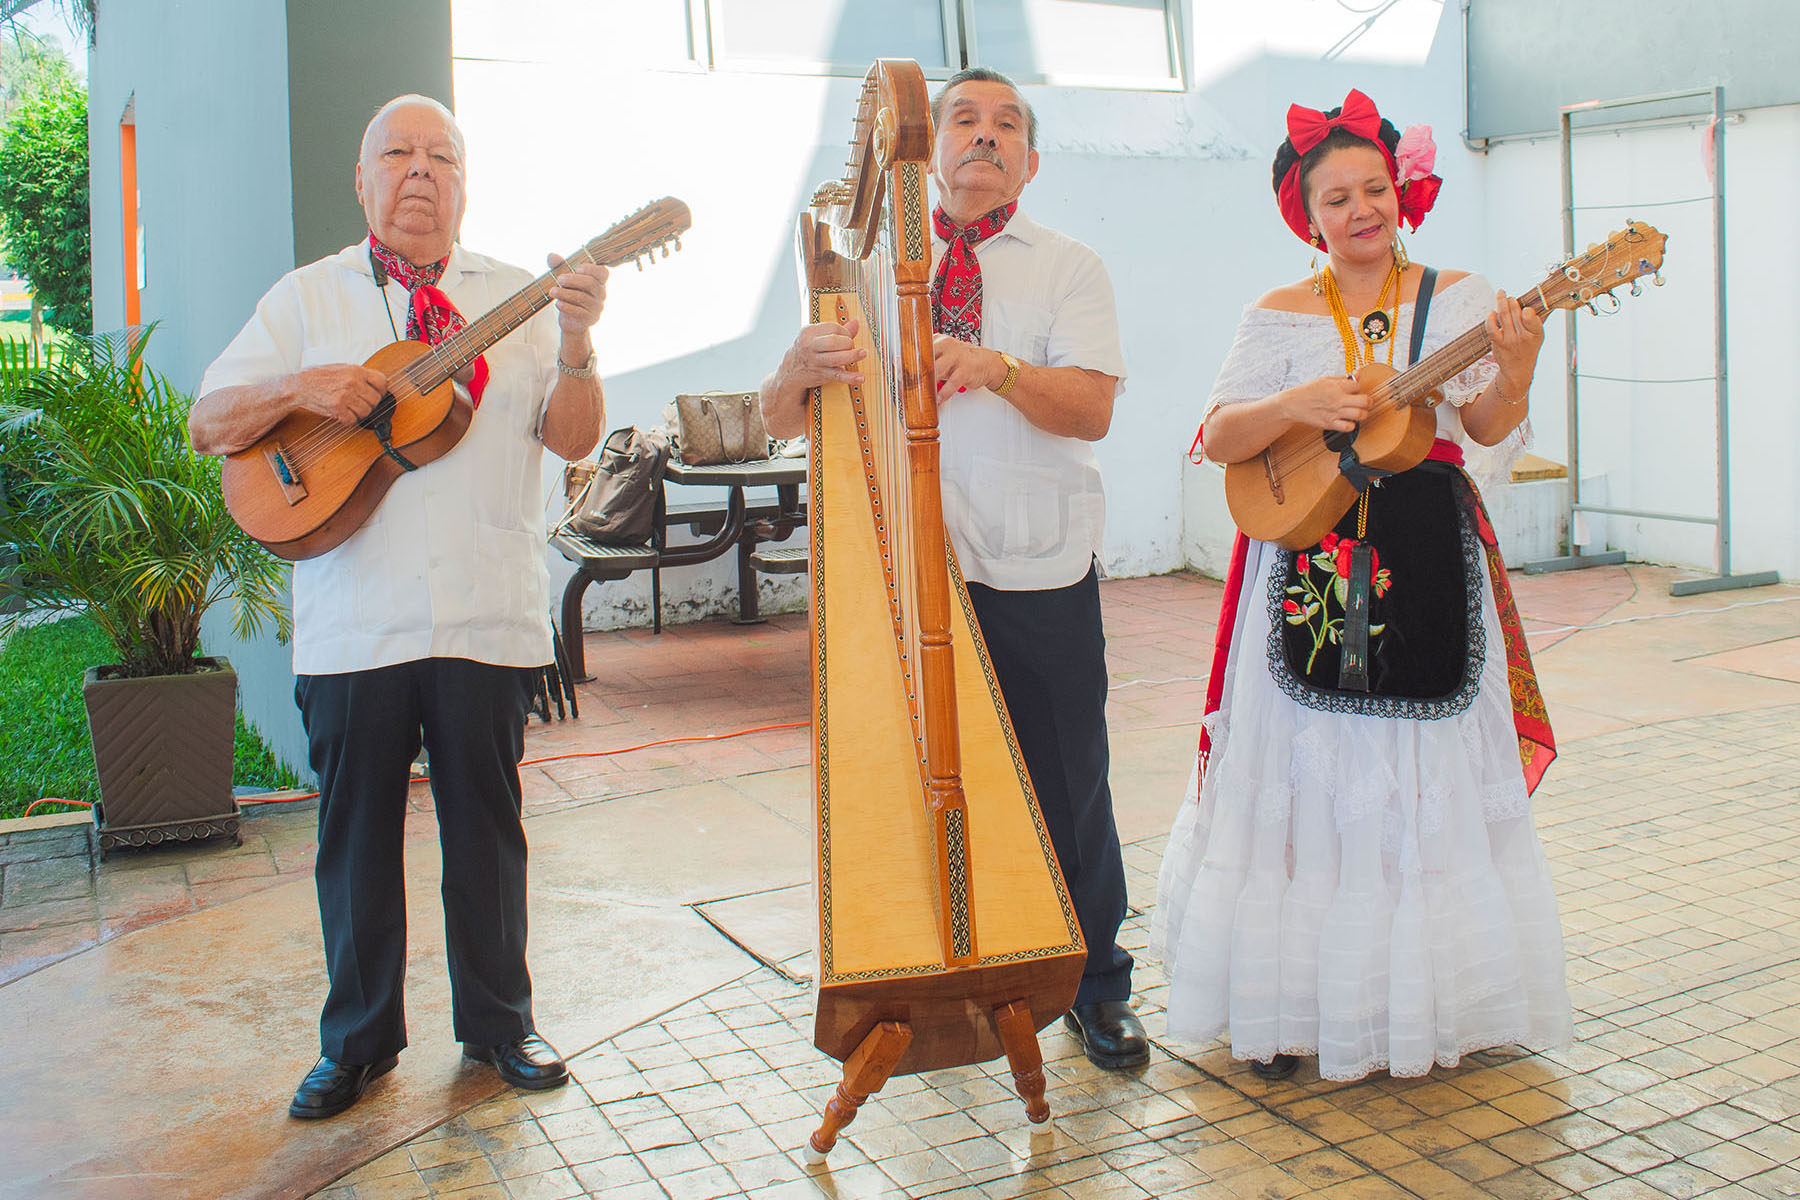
[993, 351, 1022, 398]
[1495, 376, 1527, 406]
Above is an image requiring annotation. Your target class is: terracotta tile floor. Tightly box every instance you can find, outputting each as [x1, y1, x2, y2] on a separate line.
[4, 564, 1800, 1200]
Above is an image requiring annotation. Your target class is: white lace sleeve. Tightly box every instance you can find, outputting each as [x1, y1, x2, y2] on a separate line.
[1429, 274, 1530, 488]
[1430, 275, 1499, 409]
[1204, 308, 1303, 420]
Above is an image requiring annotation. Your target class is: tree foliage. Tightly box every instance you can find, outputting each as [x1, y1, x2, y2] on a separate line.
[0, 63, 89, 332]
[0, 26, 80, 123]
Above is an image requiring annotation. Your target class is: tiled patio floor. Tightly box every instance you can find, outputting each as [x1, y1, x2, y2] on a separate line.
[319, 701, 1800, 1200]
[3, 565, 1799, 1199]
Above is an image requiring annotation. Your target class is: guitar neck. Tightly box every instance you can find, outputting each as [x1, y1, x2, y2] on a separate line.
[1387, 288, 1555, 409]
[395, 246, 601, 393]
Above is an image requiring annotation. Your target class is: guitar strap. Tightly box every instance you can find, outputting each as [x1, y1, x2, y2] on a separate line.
[1338, 266, 1437, 692]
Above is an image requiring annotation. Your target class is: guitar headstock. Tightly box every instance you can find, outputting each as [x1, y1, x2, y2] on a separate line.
[1527, 221, 1668, 315]
[583, 197, 693, 271]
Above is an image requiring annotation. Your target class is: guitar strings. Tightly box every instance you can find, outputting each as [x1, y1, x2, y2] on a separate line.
[274, 245, 612, 471]
[1260, 294, 1551, 482]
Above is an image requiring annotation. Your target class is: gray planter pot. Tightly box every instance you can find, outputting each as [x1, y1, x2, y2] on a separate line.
[83, 656, 242, 858]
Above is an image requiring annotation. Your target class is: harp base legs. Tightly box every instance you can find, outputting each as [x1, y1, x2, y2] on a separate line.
[994, 1000, 1052, 1125]
[806, 1001, 1056, 1161]
[807, 1021, 912, 1162]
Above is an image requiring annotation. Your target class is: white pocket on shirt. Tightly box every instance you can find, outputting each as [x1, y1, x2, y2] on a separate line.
[467, 523, 539, 633]
[961, 454, 1069, 561]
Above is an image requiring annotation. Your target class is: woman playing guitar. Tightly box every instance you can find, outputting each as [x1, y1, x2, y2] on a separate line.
[1153, 89, 1572, 1084]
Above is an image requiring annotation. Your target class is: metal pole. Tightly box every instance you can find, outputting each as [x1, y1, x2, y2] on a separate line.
[1711, 85, 1730, 579]
[1563, 108, 1579, 521]
[1667, 86, 1775, 596]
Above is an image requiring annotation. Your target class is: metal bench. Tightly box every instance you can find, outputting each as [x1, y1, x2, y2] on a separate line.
[553, 458, 807, 681]
[748, 545, 809, 575]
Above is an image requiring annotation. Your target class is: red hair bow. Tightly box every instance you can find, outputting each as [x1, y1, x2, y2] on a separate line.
[1287, 88, 1387, 158]
[1276, 88, 1408, 245]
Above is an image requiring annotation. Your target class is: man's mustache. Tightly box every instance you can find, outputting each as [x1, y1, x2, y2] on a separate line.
[958, 145, 1005, 169]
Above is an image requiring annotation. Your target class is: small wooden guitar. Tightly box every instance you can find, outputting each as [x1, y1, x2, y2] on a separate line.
[223, 197, 692, 561]
[1224, 220, 1668, 550]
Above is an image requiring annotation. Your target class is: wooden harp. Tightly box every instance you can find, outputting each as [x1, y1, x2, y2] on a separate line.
[800, 59, 1086, 1161]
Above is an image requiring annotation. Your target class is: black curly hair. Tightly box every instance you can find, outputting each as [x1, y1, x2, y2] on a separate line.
[1272, 108, 1401, 227]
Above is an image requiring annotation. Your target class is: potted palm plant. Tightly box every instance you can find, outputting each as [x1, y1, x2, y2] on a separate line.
[0, 328, 289, 855]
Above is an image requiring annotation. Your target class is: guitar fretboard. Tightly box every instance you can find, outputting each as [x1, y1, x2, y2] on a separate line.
[395, 246, 603, 394]
[1378, 288, 1556, 411]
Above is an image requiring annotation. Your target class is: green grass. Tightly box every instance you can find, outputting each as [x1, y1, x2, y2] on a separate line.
[0, 319, 75, 358]
[0, 614, 299, 820]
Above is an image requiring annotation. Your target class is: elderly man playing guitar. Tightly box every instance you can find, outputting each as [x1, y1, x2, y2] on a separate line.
[762, 67, 1146, 1071]
[190, 94, 605, 1119]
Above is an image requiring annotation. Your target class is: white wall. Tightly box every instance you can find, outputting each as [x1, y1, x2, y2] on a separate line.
[1479, 106, 1800, 579]
[448, 0, 1498, 629]
[87, 0, 295, 390]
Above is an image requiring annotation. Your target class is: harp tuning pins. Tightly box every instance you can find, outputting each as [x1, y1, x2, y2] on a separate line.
[1564, 265, 1583, 282]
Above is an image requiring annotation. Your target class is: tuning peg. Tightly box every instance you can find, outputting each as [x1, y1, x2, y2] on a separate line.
[1564, 266, 1582, 282]
[1630, 280, 1642, 297]
[1652, 272, 1665, 287]
[674, 236, 682, 252]
[635, 257, 645, 272]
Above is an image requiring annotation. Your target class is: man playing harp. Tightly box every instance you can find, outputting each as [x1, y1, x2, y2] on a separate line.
[761, 66, 1143, 1069]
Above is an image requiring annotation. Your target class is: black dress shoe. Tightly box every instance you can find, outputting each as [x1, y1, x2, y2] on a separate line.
[288, 1054, 399, 1120]
[1250, 1053, 1299, 1080]
[1062, 1000, 1150, 1070]
[463, 1032, 569, 1090]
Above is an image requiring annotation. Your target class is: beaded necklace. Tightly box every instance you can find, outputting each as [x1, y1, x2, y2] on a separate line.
[1319, 258, 1401, 537]
[1319, 258, 1400, 373]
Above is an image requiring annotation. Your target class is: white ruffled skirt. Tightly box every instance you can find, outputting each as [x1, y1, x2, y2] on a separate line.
[1152, 539, 1572, 1081]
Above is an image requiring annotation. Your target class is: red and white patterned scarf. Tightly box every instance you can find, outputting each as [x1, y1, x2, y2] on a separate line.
[930, 202, 1017, 343]
[367, 233, 489, 407]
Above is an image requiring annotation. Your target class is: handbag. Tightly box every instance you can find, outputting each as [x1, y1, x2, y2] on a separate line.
[554, 426, 671, 545]
[671, 391, 770, 465]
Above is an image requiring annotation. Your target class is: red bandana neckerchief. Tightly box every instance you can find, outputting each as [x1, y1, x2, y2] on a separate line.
[930, 202, 1017, 343]
[367, 234, 490, 407]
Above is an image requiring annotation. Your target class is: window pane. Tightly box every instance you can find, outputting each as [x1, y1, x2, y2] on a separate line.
[973, 0, 1175, 82]
[718, 0, 949, 69]
[454, 1, 699, 67]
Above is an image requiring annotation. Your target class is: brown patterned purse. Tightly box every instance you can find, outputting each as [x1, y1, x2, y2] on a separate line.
[671, 391, 770, 465]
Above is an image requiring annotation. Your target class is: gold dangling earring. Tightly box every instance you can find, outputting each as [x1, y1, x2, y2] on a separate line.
[1310, 235, 1324, 295]
[1392, 234, 1409, 272]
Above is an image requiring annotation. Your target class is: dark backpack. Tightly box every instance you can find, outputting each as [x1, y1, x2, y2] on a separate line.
[555, 426, 671, 545]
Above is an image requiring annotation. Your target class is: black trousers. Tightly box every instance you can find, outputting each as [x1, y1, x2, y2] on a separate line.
[296, 658, 537, 1063]
[967, 566, 1133, 1006]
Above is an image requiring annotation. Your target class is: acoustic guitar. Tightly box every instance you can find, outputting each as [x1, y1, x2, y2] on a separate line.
[222, 197, 691, 560]
[1223, 221, 1668, 550]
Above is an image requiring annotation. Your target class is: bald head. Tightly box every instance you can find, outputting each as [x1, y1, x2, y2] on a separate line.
[360, 94, 465, 168]
[355, 95, 467, 265]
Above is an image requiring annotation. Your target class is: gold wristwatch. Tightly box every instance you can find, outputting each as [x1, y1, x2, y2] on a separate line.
[993, 351, 1022, 398]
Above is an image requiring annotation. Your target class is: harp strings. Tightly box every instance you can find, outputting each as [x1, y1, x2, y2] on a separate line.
[857, 245, 927, 742]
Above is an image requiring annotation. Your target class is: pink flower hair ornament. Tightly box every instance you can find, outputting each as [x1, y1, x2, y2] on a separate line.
[1394, 123, 1442, 231]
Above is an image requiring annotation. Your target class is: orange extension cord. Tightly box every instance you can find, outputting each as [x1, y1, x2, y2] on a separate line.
[21, 719, 809, 818]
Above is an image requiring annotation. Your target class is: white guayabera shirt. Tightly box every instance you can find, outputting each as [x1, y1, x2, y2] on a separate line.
[932, 210, 1128, 592]
[202, 242, 564, 675]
